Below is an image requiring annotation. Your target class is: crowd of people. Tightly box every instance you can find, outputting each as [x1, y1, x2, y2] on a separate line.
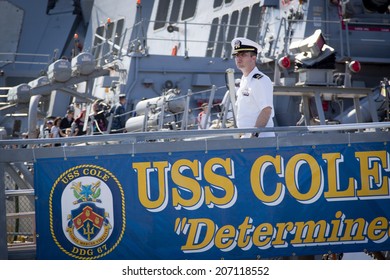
[42, 95, 128, 145]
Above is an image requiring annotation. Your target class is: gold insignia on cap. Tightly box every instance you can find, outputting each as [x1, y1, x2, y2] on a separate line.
[234, 40, 241, 50]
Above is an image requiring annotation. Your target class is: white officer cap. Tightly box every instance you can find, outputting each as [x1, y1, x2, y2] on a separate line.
[231, 37, 261, 55]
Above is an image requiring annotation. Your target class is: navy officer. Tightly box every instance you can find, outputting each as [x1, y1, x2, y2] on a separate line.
[231, 37, 275, 138]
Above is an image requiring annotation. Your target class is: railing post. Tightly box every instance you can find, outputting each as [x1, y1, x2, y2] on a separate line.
[106, 113, 114, 134]
[159, 97, 166, 130]
[143, 103, 149, 132]
[226, 68, 238, 127]
[181, 89, 192, 130]
[0, 163, 8, 259]
[205, 85, 216, 128]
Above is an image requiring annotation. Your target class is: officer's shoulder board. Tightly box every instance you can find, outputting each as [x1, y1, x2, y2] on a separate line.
[252, 73, 263, 80]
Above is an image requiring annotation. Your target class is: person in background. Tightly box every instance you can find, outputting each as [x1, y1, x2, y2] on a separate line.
[231, 37, 275, 138]
[50, 117, 62, 146]
[64, 128, 72, 146]
[71, 109, 87, 136]
[44, 120, 54, 138]
[110, 94, 127, 133]
[197, 103, 211, 129]
[59, 109, 75, 137]
[91, 99, 109, 134]
[21, 132, 29, 148]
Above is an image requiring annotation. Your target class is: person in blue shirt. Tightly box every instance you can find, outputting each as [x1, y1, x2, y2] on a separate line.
[110, 94, 127, 133]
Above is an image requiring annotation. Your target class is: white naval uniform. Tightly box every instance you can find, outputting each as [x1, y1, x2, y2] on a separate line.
[236, 67, 275, 138]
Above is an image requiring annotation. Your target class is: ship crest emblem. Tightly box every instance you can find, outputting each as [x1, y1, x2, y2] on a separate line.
[71, 203, 105, 241]
[50, 164, 125, 259]
[66, 180, 111, 246]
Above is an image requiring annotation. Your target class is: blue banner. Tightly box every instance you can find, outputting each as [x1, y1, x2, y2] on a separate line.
[34, 142, 390, 259]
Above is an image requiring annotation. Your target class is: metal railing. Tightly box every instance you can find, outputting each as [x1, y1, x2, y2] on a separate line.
[1, 167, 35, 259]
[1, 119, 389, 260]
[0, 52, 51, 66]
